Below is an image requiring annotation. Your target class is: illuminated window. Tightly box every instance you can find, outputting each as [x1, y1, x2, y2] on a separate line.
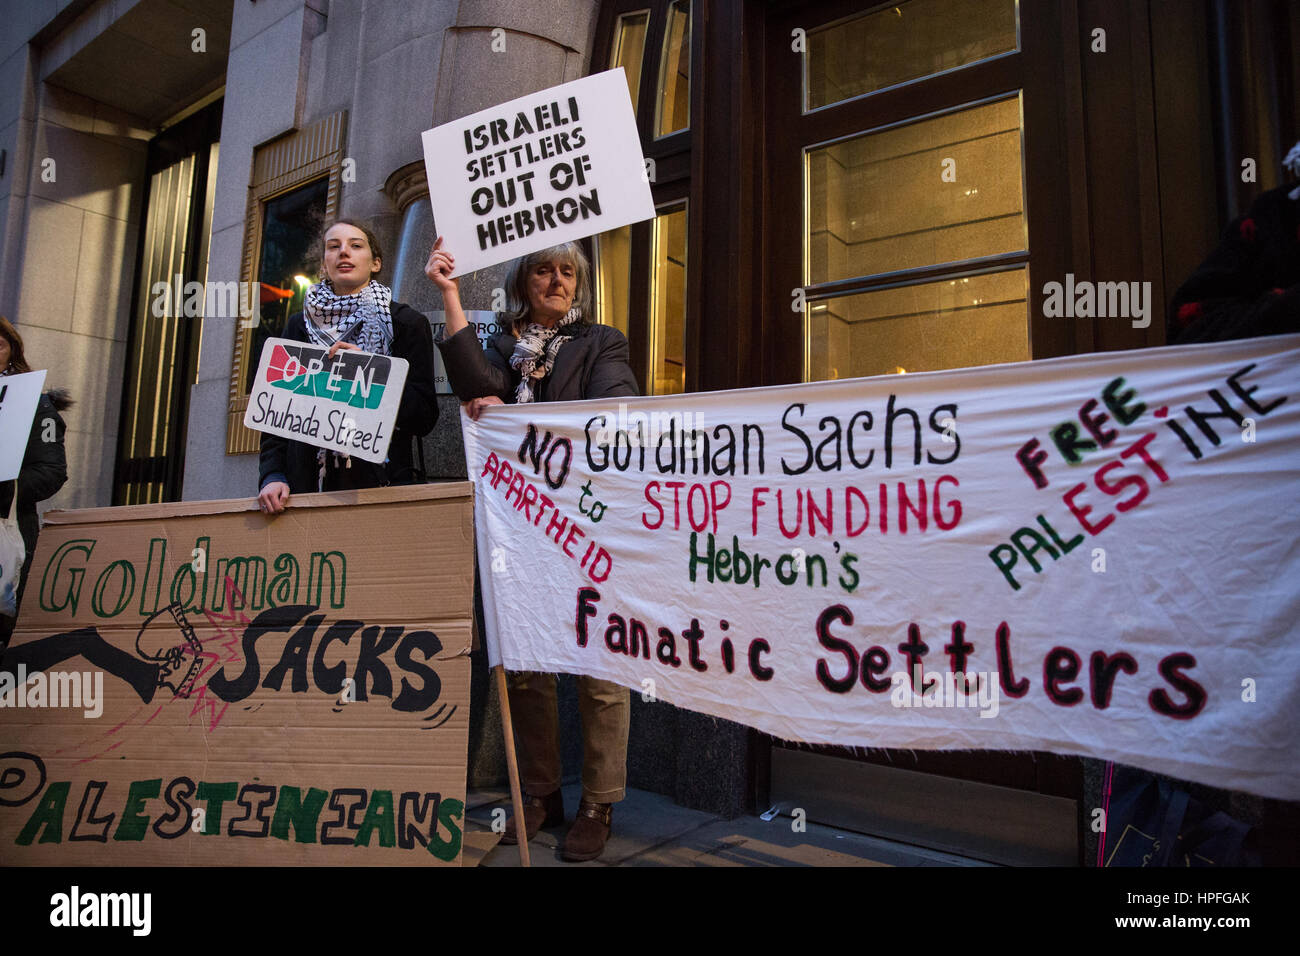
[593, 1, 695, 393]
[803, 96, 1030, 381]
[654, 1, 691, 138]
[806, 98, 1026, 284]
[611, 11, 649, 116]
[595, 223, 632, 338]
[649, 204, 687, 394]
[805, 0, 1018, 111]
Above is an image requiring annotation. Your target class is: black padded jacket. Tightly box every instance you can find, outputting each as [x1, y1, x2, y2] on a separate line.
[436, 321, 638, 403]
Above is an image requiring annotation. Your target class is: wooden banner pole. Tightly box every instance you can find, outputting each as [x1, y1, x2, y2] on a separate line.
[493, 664, 531, 867]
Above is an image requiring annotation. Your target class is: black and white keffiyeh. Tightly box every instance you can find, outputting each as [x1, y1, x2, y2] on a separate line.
[509, 308, 583, 404]
[1286, 140, 1300, 201]
[302, 279, 394, 484]
[303, 279, 394, 356]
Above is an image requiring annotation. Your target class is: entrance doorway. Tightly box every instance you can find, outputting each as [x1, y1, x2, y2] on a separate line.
[113, 100, 222, 504]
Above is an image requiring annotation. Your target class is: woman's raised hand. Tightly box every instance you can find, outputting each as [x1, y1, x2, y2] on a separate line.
[425, 236, 458, 294]
[427, 236, 470, 337]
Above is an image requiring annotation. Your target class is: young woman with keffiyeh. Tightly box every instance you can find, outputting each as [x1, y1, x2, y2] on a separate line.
[426, 236, 637, 862]
[256, 220, 438, 514]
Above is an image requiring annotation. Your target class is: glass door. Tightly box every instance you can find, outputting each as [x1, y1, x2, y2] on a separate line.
[113, 101, 222, 504]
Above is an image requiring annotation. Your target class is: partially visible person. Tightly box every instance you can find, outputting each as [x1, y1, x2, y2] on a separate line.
[0, 317, 70, 648]
[1157, 142, 1300, 866]
[257, 219, 438, 514]
[1168, 140, 1300, 344]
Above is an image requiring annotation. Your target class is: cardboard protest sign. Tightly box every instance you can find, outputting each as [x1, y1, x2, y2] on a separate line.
[422, 69, 656, 276]
[244, 338, 408, 463]
[463, 335, 1300, 800]
[0, 370, 47, 481]
[0, 484, 475, 865]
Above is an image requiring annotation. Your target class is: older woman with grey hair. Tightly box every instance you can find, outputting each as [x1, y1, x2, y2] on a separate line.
[429, 237, 637, 413]
[425, 236, 636, 862]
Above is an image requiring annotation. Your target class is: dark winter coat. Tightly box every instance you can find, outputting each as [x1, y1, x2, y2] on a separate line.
[1168, 183, 1300, 344]
[0, 390, 70, 560]
[0, 388, 69, 639]
[258, 303, 439, 493]
[436, 321, 639, 403]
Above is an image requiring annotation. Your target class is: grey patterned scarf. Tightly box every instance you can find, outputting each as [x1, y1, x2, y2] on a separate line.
[1286, 140, 1300, 200]
[303, 279, 394, 356]
[510, 308, 583, 404]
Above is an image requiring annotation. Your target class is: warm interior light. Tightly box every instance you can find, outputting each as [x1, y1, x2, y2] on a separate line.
[293, 274, 312, 287]
[894, 366, 907, 374]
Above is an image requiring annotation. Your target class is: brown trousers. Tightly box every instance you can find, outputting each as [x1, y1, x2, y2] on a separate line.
[507, 671, 630, 803]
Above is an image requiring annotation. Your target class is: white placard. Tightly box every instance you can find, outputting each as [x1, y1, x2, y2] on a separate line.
[244, 339, 408, 464]
[422, 69, 656, 276]
[427, 311, 506, 394]
[462, 335, 1300, 799]
[0, 370, 47, 482]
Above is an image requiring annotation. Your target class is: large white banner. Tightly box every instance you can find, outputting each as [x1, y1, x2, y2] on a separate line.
[421, 69, 656, 276]
[0, 370, 46, 481]
[463, 336, 1300, 800]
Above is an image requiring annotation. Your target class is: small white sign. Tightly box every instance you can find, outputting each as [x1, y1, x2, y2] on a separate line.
[0, 370, 47, 482]
[243, 339, 408, 464]
[421, 69, 656, 276]
[428, 311, 505, 394]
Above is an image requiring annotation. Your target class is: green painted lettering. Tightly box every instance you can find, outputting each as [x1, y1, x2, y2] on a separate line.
[39, 539, 95, 614]
[195, 781, 238, 835]
[139, 538, 166, 614]
[270, 786, 328, 843]
[16, 782, 70, 845]
[427, 797, 463, 862]
[687, 532, 714, 583]
[113, 778, 161, 841]
[268, 553, 300, 606]
[354, 790, 396, 848]
[91, 559, 136, 618]
[307, 551, 347, 609]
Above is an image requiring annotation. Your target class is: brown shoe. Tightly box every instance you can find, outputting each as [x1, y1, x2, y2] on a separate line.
[562, 801, 613, 862]
[500, 789, 564, 845]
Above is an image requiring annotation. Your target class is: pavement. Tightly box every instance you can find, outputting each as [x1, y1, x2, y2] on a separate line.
[464, 782, 995, 867]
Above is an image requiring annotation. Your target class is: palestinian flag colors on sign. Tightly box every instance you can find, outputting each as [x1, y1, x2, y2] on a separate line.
[266, 343, 391, 411]
[244, 337, 409, 464]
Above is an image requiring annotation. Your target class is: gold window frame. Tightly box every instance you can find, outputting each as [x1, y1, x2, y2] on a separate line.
[226, 111, 348, 454]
